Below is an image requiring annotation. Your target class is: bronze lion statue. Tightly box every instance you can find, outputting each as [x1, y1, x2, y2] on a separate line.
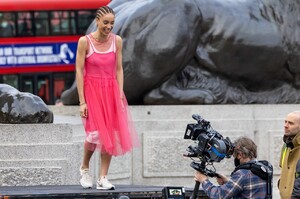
[62, 0, 300, 105]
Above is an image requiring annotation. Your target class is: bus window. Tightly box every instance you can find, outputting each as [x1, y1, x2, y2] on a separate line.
[77, 10, 95, 34]
[34, 11, 49, 36]
[53, 72, 74, 103]
[37, 76, 50, 104]
[51, 11, 76, 35]
[18, 12, 33, 36]
[21, 76, 35, 93]
[1, 75, 18, 89]
[0, 12, 15, 37]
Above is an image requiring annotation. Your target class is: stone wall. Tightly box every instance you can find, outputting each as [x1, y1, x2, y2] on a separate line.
[0, 104, 298, 197]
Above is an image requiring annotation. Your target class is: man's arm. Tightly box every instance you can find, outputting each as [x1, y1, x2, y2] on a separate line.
[291, 159, 300, 199]
[278, 144, 286, 188]
[195, 171, 244, 199]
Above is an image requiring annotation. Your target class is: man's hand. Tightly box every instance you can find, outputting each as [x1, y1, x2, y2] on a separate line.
[215, 173, 228, 185]
[194, 171, 208, 183]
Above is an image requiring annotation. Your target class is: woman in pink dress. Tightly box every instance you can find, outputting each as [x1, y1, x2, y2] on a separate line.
[76, 6, 139, 190]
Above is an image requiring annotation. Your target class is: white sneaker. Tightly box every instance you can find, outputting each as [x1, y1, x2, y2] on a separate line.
[96, 176, 115, 190]
[80, 168, 93, 189]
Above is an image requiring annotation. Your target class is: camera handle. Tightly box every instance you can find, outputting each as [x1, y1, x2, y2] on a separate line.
[190, 161, 206, 199]
[190, 181, 200, 199]
[190, 161, 218, 199]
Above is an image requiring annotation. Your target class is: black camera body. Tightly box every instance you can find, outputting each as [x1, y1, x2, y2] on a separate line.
[184, 114, 234, 177]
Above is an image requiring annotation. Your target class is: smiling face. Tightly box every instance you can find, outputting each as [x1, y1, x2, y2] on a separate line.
[96, 13, 114, 36]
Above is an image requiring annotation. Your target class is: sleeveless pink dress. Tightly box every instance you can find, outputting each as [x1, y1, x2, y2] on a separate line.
[82, 33, 139, 156]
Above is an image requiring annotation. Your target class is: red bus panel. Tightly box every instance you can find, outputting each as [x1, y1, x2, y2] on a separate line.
[0, 36, 79, 74]
[0, 0, 111, 11]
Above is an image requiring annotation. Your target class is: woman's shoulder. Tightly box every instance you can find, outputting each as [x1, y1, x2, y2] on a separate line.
[77, 35, 89, 50]
[78, 35, 88, 43]
[113, 34, 123, 48]
[111, 33, 122, 42]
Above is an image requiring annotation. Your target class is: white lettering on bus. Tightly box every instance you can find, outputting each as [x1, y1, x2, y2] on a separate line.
[13, 47, 35, 56]
[0, 48, 3, 56]
[4, 47, 13, 56]
[7, 56, 17, 64]
[35, 46, 53, 55]
[17, 56, 36, 64]
[36, 55, 61, 63]
[0, 57, 6, 65]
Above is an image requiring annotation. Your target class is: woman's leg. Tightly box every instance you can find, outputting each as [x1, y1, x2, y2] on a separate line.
[80, 141, 96, 188]
[97, 152, 115, 189]
[99, 152, 112, 177]
[81, 141, 95, 169]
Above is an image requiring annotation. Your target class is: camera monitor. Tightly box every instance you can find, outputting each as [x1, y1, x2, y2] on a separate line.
[162, 186, 185, 199]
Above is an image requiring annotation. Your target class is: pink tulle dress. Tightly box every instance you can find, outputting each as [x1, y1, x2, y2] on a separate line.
[82, 33, 139, 156]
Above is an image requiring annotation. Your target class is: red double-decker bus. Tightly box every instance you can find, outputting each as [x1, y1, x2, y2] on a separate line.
[0, 0, 110, 104]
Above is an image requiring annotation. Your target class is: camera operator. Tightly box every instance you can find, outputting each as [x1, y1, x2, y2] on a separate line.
[194, 136, 268, 199]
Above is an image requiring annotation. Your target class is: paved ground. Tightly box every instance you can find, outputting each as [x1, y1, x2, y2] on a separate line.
[0, 184, 207, 199]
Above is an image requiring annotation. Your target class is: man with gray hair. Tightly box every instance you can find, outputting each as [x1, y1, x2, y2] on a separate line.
[194, 136, 272, 199]
[278, 111, 300, 198]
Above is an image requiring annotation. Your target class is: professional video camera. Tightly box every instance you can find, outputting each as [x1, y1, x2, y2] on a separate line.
[184, 114, 234, 177]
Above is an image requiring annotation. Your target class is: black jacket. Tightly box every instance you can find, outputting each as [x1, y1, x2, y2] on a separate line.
[292, 159, 300, 199]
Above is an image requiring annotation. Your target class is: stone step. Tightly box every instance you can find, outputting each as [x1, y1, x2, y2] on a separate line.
[0, 159, 67, 167]
[133, 119, 283, 133]
[0, 159, 79, 185]
[50, 105, 286, 126]
[50, 104, 300, 121]
[0, 124, 73, 144]
[62, 118, 283, 136]
[0, 144, 78, 160]
[53, 115, 82, 124]
[129, 104, 300, 120]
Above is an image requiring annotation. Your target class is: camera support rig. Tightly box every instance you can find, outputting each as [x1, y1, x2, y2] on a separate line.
[183, 114, 234, 199]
